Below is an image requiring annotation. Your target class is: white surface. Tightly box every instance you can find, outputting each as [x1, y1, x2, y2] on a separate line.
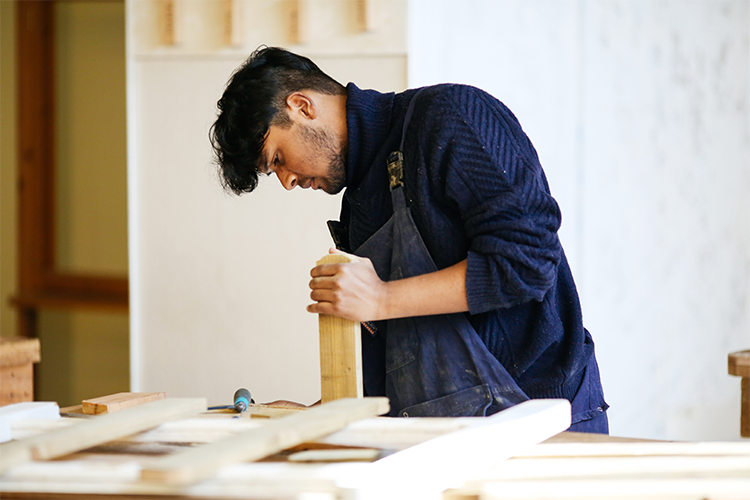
[128, 0, 750, 441]
[328, 399, 571, 500]
[127, 0, 407, 407]
[0, 402, 60, 443]
[409, 0, 750, 441]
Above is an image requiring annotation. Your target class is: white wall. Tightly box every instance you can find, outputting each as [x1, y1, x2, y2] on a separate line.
[130, 0, 750, 441]
[409, 0, 750, 441]
[128, 0, 407, 407]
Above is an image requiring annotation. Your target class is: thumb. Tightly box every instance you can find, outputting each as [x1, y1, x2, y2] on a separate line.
[328, 247, 361, 263]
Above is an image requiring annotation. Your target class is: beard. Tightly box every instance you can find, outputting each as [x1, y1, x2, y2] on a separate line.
[296, 123, 347, 194]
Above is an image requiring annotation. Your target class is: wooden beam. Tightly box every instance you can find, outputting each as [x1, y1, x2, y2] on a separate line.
[140, 397, 389, 485]
[728, 350, 750, 378]
[16, 0, 55, 300]
[0, 337, 40, 366]
[0, 338, 41, 405]
[317, 253, 363, 403]
[333, 399, 570, 497]
[81, 392, 166, 415]
[0, 398, 206, 475]
[728, 350, 750, 437]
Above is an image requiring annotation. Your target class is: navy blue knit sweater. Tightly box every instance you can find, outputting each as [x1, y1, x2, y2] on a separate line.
[341, 83, 598, 406]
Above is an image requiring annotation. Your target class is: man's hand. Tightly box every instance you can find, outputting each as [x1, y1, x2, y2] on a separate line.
[307, 249, 387, 322]
[307, 248, 471, 322]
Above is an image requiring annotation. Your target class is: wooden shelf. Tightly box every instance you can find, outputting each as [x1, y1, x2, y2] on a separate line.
[11, 289, 128, 314]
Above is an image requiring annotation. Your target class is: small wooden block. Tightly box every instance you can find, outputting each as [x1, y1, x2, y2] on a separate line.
[0, 338, 41, 406]
[729, 350, 750, 378]
[729, 351, 750, 438]
[82, 392, 166, 415]
[288, 447, 381, 462]
[0, 337, 41, 366]
[317, 254, 363, 403]
[742, 378, 750, 438]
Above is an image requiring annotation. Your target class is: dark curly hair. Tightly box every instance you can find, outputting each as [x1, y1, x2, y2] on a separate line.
[209, 47, 346, 195]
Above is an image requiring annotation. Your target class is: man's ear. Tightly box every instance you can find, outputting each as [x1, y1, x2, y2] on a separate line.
[286, 92, 316, 120]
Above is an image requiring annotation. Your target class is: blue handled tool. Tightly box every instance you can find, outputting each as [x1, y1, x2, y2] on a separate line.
[233, 388, 253, 413]
[207, 388, 254, 413]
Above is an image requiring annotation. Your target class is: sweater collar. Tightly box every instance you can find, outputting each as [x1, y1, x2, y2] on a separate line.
[344, 83, 395, 190]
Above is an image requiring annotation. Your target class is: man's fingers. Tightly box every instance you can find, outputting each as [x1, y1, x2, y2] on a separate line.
[306, 301, 338, 316]
[310, 263, 341, 278]
[309, 288, 337, 303]
[328, 247, 361, 261]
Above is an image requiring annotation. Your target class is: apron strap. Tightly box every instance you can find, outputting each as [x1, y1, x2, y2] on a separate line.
[388, 88, 427, 191]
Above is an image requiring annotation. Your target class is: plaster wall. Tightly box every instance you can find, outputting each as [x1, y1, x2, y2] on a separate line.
[128, 0, 407, 406]
[409, 0, 750, 441]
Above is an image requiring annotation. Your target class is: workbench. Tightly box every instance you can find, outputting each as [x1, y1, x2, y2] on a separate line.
[1, 396, 748, 500]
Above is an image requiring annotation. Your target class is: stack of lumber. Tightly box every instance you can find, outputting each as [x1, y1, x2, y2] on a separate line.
[445, 432, 750, 500]
[0, 397, 570, 500]
[1, 394, 748, 500]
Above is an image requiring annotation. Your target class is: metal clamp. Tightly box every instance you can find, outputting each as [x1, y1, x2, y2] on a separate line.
[387, 151, 404, 190]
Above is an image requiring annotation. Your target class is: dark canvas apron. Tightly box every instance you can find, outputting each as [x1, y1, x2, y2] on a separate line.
[346, 92, 530, 417]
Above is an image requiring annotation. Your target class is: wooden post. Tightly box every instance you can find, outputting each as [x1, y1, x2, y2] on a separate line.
[82, 392, 166, 415]
[317, 254, 363, 403]
[729, 350, 750, 437]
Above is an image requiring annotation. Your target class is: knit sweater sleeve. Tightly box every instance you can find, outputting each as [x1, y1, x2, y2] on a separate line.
[417, 86, 562, 314]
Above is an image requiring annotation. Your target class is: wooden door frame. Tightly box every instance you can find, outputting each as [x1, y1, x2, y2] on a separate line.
[14, 0, 128, 338]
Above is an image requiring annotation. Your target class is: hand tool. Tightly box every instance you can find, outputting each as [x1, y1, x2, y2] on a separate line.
[207, 388, 254, 413]
[232, 388, 253, 412]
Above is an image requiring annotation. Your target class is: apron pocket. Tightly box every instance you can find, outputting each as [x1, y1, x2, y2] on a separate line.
[397, 384, 493, 417]
[385, 316, 418, 372]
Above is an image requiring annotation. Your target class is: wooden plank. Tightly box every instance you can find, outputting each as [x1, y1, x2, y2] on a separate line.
[728, 350, 750, 378]
[728, 350, 750, 437]
[0, 397, 205, 475]
[81, 392, 166, 415]
[468, 455, 750, 481]
[331, 399, 572, 499]
[742, 376, 749, 438]
[470, 477, 750, 500]
[0, 338, 41, 367]
[0, 365, 35, 407]
[288, 448, 381, 463]
[0, 402, 59, 443]
[514, 440, 750, 458]
[317, 253, 363, 403]
[0, 339, 39, 405]
[286, 0, 309, 44]
[221, 0, 242, 46]
[140, 397, 389, 485]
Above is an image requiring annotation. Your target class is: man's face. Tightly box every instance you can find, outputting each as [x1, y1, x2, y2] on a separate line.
[261, 121, 346, 194]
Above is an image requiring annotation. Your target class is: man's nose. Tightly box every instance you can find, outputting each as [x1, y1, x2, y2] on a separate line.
[277, 169, 298, 190]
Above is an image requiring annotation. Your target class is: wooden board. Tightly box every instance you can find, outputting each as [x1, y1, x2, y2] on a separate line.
[0, 397, 206, 475]
[0, 338, 41, 406]
[728, 350, 750, 437]
[0, 338, 41, 367]
[82, 392, 166, 415]
[317, 253, 363, 402]
[728, 349, 750, 378]
[329, 399, 572, 499]
[140, 397, 388, 485]
[0, 402, 59, 443]
[3, 398, 750, 500]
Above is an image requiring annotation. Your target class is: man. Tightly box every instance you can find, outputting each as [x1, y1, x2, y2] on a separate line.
[211, 47, 609, 432]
